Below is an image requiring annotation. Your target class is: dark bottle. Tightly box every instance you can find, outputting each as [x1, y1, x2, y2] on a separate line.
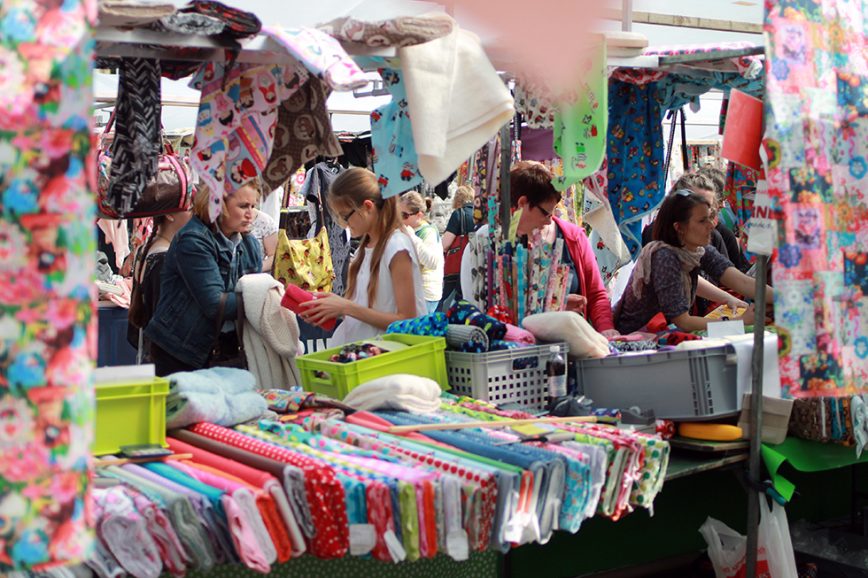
[546, 345, 567, 403]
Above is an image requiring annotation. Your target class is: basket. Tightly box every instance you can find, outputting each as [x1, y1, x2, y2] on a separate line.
[445, 342, 569, 412]
[296, 333, 448, 400]
[572, 344, 739, 420]
[95, 377, 169, 455]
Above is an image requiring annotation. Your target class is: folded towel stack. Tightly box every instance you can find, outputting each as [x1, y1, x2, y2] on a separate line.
[166, 367, 267, 429]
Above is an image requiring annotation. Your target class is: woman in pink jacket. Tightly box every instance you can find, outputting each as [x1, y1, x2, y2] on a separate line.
[460, 161, 618, 337]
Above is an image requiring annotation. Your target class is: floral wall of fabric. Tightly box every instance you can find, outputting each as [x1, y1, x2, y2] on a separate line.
[0, 0, 96, 571]
[764, 0, 868, 397]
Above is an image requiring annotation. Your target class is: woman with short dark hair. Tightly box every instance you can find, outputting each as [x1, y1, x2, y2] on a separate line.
[614, 190, 772, 334]
[460, 161, 618, 337]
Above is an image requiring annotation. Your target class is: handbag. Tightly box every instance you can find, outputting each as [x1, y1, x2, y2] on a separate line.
[444, 208, 470, 277]
[272, 194, 335, 293]
[209, 292, 248, 369]
[97, 112, 193, 220]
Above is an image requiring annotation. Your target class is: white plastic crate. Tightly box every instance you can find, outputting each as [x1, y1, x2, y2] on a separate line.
[445, 342, 569, 412]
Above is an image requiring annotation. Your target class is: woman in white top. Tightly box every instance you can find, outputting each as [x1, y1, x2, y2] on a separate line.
[249, 196, 279, 272]
[400, 191, 444, 314]
[301, 168, 426, 344]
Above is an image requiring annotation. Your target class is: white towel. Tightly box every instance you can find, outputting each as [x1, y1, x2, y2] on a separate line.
[342, 374, 442, 414]
[400, 15, 514, 185]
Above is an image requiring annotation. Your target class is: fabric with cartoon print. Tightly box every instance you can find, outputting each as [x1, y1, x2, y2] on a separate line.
[0, 0, 96, 571]
[190, 61, 296, 222]
[261, 76, 343, 191]
[368, 62, 425, 198]
[552, 44, 607, 191]
[606, 79, 667, 259]
[764, 0, 868, 397]
[191, 29, 366, 221]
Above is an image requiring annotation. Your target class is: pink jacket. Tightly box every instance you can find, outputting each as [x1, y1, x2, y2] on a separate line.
[553, 217, 615, 332]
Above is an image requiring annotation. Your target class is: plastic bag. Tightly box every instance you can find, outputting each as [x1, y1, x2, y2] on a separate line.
[700, 499, 797, 578]
[699, 517, 770, 578]
[760, 498, 798, 578]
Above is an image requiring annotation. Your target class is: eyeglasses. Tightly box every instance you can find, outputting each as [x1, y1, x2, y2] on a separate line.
[401, 211, 414, 220]
[339, 208, 356, 224]
[535, 204, 553, 218]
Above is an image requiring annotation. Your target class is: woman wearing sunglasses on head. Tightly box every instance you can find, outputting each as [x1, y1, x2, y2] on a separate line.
[614, 189, 774, 334]
[460, 161, 619, 338]
[400, 191, 444, 314]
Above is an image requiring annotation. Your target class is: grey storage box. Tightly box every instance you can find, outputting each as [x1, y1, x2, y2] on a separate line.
[572, 344, 739, 420]
[446, 342, 569, 412]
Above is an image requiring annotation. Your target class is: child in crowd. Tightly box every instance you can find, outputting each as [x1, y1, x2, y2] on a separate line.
[301, 168, 426, 344]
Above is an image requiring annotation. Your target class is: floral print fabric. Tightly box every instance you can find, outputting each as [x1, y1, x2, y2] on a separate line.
[764, 0, 868, 397]
[0, 0, 95, 571]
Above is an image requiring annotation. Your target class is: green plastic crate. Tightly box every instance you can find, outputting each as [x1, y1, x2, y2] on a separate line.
[296, 334, 448, 399]
[94, 377, 169, 455]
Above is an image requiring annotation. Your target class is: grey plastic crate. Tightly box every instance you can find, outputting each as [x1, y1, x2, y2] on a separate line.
[572, 345, 739, 420]
[445, 342, 569, 412]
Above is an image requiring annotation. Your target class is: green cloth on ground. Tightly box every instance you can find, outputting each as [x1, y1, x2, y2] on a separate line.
[762, 437, 868, 501]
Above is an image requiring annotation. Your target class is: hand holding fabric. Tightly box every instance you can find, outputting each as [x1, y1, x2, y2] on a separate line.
[300, 293, 352, 327]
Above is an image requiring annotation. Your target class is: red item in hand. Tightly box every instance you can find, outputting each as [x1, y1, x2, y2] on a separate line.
[280, 284, 336, 331]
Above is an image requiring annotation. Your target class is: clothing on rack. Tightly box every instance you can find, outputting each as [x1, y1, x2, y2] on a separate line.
[302, 161, 351, 296]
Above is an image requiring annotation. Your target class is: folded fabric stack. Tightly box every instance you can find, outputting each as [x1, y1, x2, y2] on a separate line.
[789, 395, 866, 449]
[165, 367, 267, 429]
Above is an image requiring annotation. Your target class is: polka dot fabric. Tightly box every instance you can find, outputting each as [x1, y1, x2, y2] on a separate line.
[188, 423, 349, 558]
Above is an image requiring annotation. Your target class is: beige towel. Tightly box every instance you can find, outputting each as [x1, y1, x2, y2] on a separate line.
[400, 14, 514, 185]
[237, 274, 302, 389]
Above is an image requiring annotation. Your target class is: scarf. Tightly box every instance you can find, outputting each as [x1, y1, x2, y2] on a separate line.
[631, 241, 704, 300]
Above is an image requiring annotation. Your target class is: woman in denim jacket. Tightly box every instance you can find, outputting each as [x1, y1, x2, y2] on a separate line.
[145, 181, 262, 376]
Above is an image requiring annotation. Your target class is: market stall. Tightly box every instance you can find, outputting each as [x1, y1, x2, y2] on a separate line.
[4, 0, 868, 576]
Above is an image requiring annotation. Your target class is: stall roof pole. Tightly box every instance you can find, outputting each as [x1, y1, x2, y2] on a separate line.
[622, 0, 633, 32]
[745, 253, 769, 578]
[499, 121, 512, 230]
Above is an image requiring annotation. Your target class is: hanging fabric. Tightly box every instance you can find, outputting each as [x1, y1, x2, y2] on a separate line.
[606, 79, 667, 259]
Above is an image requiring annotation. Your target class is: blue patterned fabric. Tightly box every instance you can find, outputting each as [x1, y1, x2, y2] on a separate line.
[606, 80, 666, 259]
[386, 313, 448, 337]
[368, 62, 423, 198]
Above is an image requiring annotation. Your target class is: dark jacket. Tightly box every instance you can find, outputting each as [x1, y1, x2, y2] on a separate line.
[144, 216, 262, 368]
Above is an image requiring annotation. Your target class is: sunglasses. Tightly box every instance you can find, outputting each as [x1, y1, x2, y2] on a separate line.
[401, 211, 416, 220]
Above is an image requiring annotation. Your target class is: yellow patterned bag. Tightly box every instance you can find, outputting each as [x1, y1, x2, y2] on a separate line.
[272, 225, 334, 293]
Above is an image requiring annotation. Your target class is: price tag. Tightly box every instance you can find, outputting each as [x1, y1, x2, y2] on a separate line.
[383, 529, 406, 563]
[349, 524, 376, 556]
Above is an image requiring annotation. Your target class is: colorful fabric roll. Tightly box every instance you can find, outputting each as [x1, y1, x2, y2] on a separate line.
[386, 313, 448, 337]
[446, 300, 507, 342]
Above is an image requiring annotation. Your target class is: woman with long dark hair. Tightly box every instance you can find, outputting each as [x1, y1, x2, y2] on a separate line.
[614, 190, 773, 334]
